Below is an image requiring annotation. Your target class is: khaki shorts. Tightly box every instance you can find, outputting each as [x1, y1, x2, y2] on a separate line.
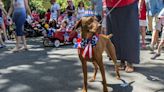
[147, 15, 159, 31]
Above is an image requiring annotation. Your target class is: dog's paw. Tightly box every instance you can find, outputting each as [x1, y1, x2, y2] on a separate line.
[82, 89, 87, 92]
[103, 87, 108, 92]
[116, 76, 121, 80]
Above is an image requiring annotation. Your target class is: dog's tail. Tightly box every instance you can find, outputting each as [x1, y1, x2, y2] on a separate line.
[107, 34, 113, 39]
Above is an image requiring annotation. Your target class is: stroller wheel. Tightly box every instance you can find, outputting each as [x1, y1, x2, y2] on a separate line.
[54, 39, 60, 48]
[43, 38, 51, 47]
[72, 38, 77, 44]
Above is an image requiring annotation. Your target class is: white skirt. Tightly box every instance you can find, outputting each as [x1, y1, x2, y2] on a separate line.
[139, 20, 147, 27]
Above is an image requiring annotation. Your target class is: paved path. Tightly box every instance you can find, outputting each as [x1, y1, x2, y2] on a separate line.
[0, 37, 164, 92]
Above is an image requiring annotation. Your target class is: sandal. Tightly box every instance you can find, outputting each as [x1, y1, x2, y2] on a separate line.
[118, 61, 126, 70]
[125, 65, 134, 73]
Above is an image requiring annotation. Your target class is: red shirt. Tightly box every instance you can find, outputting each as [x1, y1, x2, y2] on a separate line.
[45, 12, 51, 21]
[139, 1, 146, 20]
[103, 0, 136, 8]
[32, 13, 40, 21]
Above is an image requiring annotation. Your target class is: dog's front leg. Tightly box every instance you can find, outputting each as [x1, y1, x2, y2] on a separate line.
[89, 62, 98, 82]
[81, 59, 88, 92]
[96, 56, 108, 92]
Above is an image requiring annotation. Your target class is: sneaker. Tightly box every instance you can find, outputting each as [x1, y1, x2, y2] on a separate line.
[0, 45, 3, 48]
[0, 45, 6, 48]
[151, 53, 161, 60]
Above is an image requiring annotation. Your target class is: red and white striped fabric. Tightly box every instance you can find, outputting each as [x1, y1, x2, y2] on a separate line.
[82, 44, 93, 59]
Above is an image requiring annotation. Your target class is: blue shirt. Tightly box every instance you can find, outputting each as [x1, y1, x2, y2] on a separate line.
[92, 0, 103, 16]
[146, 0, 164, 16]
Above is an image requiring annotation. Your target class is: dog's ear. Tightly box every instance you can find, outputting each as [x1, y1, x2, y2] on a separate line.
[73, 19, 82, 31]
[87, 17, 94, 23]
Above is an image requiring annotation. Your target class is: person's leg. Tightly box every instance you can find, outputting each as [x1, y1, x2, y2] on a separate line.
[151, 30, 159, 47]
[22, 36, 27, 49]
[147, 15, 153, 32]
[12, 35, 20, 52]
[150, 17, 159, 51]
[157, 40, 164, 54]
[20, 25, 28, 50]
[1, 22, 8, 41]
[140, 26, 146, 48]
[0, 32, 5, 46]
[151, 40, 164, 59]
[151, 25, 164, 59]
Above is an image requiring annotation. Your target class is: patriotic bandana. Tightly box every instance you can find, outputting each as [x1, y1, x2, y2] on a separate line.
[75, 35, 99, 59]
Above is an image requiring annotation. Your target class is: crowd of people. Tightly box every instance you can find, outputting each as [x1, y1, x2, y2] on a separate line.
[0, 0, 164, 73]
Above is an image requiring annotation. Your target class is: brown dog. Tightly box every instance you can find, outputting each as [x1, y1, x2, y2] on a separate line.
[74, 17, 120, 92]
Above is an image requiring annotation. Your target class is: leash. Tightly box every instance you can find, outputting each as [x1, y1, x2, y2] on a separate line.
[99, 0, 122, 23]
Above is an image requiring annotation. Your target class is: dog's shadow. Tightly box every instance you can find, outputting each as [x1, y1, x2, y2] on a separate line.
[106, 79, 134, 92]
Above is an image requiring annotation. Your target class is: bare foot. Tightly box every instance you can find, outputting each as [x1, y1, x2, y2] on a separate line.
[19, 47, 28, 51]
[82, 89, 87, 92]
[11, 47, 20, 53]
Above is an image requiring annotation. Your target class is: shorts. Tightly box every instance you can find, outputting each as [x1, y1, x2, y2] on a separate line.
[13, 8, 26, 36]
[157, 18, 164, 40]
[0, 17, 3, 25]
[139, 20, 147, 27]
[157, 18, 164, 31]
[147, 15, 159, 31]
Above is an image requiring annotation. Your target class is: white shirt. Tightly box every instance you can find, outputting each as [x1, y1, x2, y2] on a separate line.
[26, 15, 32, 24]
[14, 0, 25, 9]
[77, 7, 85, 19]
[50, 3, 60, 21]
